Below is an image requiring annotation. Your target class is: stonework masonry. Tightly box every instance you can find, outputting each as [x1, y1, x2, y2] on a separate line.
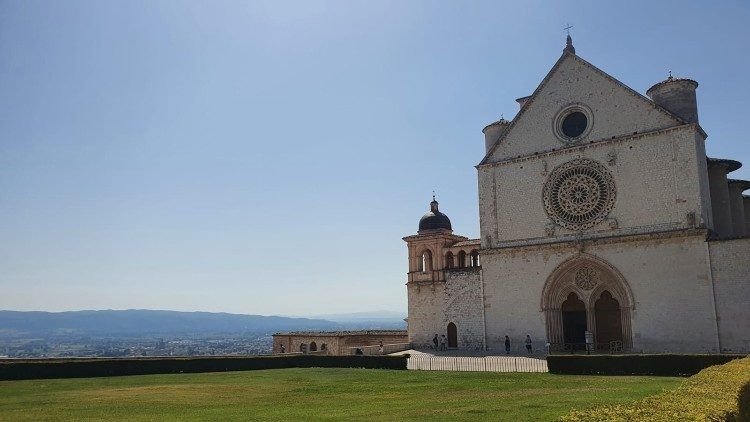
[403, 38, 749, 354]
[272, 331, 408, 355]
[709, 238, 750, 352]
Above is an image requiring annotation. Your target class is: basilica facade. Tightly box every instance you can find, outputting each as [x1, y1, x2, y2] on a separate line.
[404, 37, 750, 354]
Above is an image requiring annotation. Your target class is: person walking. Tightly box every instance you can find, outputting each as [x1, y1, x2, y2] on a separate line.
[439, 334, 447, 351]
[378, 340, 384, 355]
[280, 344, 285, 354]
[432, 334, 439, 350]
[525, 335, 533, 355]
[504, 336, 511, 355]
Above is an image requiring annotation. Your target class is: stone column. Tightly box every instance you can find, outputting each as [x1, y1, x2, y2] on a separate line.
[707, 163, 734, 238]
[727, 180, 749, 237]
[545, 308, 564, 346]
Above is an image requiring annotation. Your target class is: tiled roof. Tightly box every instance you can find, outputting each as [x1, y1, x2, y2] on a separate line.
[707, 157, 742, 173]
[452, 239, 480, 247]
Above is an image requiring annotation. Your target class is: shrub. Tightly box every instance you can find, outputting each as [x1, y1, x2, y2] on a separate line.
[547, 354, 746, 376]
[0, 355, 407, 380]
[559, 356, 750, 421]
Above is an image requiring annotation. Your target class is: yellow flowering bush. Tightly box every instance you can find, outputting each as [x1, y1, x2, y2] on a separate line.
[560, 356, 750, 422]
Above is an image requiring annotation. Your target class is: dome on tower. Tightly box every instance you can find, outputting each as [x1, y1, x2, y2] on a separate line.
[418, 196, 452, 233]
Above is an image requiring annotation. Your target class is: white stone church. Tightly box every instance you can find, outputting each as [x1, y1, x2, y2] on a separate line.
[403, 36, 749, 354]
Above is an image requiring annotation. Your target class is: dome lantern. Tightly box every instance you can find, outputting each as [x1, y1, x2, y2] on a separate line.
[418, 194, 452, 234]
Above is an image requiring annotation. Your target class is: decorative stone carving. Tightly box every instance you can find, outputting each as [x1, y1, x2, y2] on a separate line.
[543, 158, 616, 230]
[607, 217, 619, 230]
[544, 223, 556, 237]
[574, 266, 599, 290]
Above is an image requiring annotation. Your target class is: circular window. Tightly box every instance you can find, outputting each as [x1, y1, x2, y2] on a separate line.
[543, 159, 616, 230]
[561, 112, 587, 138]
[553, 104, 593, 144]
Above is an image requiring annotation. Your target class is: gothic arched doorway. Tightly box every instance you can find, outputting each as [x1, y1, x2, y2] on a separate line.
[447, 322, 457, 348]
[561, 292, 586, 349]
[595, 290, 623, 347]
[541, 254, 634, 352]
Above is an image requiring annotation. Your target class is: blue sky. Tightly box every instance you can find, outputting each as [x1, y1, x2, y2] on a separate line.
[1, 0, 748, 316]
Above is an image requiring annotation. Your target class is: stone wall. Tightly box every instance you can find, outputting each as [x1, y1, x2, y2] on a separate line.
[709, 238, 750, 353]
[444, 267, 484, 349]
[272, 331, 408, 355]
[479, 126, 710, 248]
[481, 234, 721, 353]
[407, 282, 446, 347]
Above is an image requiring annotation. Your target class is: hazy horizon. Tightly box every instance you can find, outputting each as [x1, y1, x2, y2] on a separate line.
[0, 308, 406, 318]
[2, 1, 749, 315]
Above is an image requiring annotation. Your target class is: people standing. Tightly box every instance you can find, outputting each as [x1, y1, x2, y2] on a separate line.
[280, 344, 285, 354]
[504, 336, 511, 355]
[433, 334, 439, 350]
[439, 334, 447, 351]
[525, 335, 533, 355]
[378, 340, 384, 354]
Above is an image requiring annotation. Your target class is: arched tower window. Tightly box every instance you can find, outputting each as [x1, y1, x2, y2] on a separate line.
[420, 250, 433, 273]
[470, 250, 480, 267]
[457, 250, 467, 268]
[445, 252, 454, 269]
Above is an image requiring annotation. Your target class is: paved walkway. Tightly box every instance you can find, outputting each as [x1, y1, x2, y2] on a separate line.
[396, 350, 549, 373]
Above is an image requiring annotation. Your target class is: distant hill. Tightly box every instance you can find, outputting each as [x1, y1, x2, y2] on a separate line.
[308, 311, 406, 328]
[0, 310, 341, 338]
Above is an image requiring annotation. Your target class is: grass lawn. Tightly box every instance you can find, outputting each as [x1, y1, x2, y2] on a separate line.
[0, 368, 681, 421]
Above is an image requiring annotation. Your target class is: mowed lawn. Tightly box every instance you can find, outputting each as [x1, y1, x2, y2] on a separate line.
[0, 368, 681, 421]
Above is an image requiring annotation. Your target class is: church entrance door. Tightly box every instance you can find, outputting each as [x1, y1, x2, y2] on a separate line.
[595, 290, 622, 349]
[447, 322, 457, 348]
[561, 292, 586, 350]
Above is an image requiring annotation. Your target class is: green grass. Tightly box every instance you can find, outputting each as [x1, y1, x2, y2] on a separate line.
[0, 369, 681, 421]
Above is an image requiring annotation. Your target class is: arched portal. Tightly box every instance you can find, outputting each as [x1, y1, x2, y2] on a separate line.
[561, 292, 586, 349]
[309, 341, 317, 352]
[447, 322, 458, 348]
[595, 290, 623, 346]
[541, 254, 634, 351]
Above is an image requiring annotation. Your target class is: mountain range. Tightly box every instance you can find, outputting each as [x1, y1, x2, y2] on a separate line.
[0, 309, 406, 339]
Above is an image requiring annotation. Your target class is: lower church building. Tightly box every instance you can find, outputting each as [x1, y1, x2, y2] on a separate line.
[404, 37, 750, 354]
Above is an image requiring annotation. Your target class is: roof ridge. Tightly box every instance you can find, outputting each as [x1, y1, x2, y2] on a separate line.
[479, 51, 570, 165]
[478, 51, 688, 166]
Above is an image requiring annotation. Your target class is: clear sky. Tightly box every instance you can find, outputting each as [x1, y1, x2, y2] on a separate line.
[1, 0, 748, 316]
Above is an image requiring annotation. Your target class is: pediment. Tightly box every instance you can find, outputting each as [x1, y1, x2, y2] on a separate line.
[481, 52, 683, 164]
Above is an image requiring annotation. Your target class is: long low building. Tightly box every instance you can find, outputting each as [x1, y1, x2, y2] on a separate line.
[272, 330, 408, 355]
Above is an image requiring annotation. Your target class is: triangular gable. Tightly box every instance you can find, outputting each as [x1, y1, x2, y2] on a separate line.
[479, 51, 686, 165]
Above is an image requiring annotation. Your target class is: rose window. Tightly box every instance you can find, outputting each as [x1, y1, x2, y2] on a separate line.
[574, 267, 599, 290]
[543, 159, 616, 230]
